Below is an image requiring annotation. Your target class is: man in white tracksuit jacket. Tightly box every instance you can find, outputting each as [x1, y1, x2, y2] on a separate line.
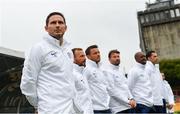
[102, 49, 136, 114]
[83, 45, 111, 114]
[128, 52, 154, 113]
[20, 12, 76, 114]
[161, 73, 175, 114]
[72, 48, 93, 114]
[145, 51, 165, 113]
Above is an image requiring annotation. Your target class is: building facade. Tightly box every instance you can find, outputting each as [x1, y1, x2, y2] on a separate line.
[137, 0, 180, 59]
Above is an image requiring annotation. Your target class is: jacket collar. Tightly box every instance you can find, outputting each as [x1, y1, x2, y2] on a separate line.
[86, 59, 101, 68]
[108, 62, 119, 70]
[135, 62, 145, 69]
[43, 34, 71, 50]
[147, 61, 154, 67]
[146, 61, 157, 70]
[73, 63, 84, 74]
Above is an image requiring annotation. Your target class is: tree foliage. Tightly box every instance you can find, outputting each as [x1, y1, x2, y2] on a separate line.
[159, 59, 180, 88]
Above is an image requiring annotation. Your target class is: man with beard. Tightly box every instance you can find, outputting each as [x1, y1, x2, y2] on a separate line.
[72, 48, 93, 114]
[20, 12, 76, 114]
[83, 45, 111, 114]
[128, 52, 154, 113]
[102, 49, 136, 114]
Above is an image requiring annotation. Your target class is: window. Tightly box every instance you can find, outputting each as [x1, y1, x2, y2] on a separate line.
[149, 13, 155, 22]
[140, 16, 145, 24]
[170, 10, 175, 18]
[160, 12, 165, 20]
[145, 15, 149, 23]
[175, 8, 180, 17]
[164, 10, 170, 19]
[155, 13, 160, 21]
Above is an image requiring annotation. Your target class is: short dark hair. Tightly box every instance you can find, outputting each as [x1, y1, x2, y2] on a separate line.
[85, 45, 98, 55]
[146, 50, 155, 59]
[46, 12, 66, 26]
[72, 48, 83, 57]
[108, 49, 120, 58]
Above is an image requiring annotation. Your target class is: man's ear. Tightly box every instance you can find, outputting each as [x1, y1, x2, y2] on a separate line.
[45, 26, 48, 32]
[87, 55, 90, 59]
[147, 57, 150, 60]
[65, 25, 67, 31]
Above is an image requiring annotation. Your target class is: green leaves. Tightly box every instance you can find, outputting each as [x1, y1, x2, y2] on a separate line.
[160, 59, 180, 88]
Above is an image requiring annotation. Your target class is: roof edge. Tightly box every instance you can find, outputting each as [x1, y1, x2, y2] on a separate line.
[0, 47, 24, 58]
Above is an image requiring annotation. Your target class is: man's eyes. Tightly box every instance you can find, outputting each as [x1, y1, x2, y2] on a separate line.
[50, 21, 64, 24]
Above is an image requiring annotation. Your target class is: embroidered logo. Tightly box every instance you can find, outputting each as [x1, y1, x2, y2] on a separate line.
[50, 51, 57, 57]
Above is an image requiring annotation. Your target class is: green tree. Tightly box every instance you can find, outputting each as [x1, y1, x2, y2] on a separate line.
[159, 59, 180, 88]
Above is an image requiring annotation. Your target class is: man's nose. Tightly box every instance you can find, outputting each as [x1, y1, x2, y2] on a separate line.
[56, 22, 60, 27]
[116, 58, 120, 61]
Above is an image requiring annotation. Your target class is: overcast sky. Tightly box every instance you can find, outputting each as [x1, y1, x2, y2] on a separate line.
[0, 0, 166, 72]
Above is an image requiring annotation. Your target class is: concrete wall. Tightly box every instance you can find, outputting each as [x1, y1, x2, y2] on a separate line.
[143, 21, 180, 59]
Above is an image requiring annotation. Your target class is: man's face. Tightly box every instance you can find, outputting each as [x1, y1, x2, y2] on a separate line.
[109, 53, 120, 66]
[74, 50, 86, 66]
[148, 52, 159, 64]
[45, 15, 67, 39]
[136, 52, 147, 65]
[87, 48, 101, 63]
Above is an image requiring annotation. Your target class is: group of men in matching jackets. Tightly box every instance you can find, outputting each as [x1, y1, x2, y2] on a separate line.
[72, 45, 174, 114]
[20, 12, 174, 114]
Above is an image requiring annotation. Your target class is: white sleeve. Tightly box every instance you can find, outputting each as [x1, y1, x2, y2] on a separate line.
[83, 68, 92, 81]
[159, 74, 168, 100]
[127, 69, 136, 92]
[109, 88, 130, 105]
[20, 45, 43, 108]
[103, 71, 115, 95]
[73, 72, 83, 113]
[127, 88, 133, 100]
[166, 82, 175, 104]
[162, 82, 169, 100]
[145, 67, 151, 78]
[145, 66, 154, 87]
[105, 71, 130, 104]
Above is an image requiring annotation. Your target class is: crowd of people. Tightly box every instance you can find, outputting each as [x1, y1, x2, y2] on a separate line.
[20, 12, 175, 114]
